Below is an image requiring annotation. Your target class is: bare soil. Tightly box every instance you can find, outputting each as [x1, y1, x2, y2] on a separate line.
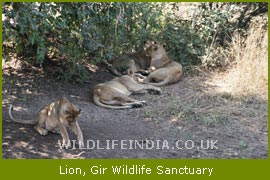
[2, 61, 268, 159]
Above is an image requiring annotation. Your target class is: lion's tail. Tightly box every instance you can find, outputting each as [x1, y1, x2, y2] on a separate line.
[142, 76, 171, 86]
[8, 105, 36, 125]
[93, 95, 134, 109]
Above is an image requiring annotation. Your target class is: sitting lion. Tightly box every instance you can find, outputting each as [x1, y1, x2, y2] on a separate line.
[141, 41, 183, 86]
[8, 97, 84, 147]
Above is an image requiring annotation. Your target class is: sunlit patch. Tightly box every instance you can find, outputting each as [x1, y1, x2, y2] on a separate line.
[2, 96, 17, 107]
[12, 152, 23, 159]
[57, 150, 86, 159]
[2, 142, 10, 146]
[3, 135, 12, 139]
[204, 25, 268, 101]
[15, 141, 29, 148]
[13, 106, 28, 112]
[84, 63, 99, 73]
[19, 127, 29, 133]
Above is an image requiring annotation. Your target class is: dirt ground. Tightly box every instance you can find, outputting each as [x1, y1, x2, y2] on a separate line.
[2, 61, 268, 159]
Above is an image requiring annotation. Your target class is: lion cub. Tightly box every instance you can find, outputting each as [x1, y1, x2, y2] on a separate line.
[110, 40, 153, 76]
[142, 41, 183, 86]
[93, 74, 162, 109]
[8, 97, 84, 147]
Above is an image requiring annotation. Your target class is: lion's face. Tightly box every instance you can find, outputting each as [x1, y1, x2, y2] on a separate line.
[125, 60, 137, 75]
[144, 42, 167, 60]
[143, 40, 155, 50]
[64, 104, 81, 124]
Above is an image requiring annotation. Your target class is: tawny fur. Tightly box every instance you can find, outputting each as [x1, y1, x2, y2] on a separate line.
[93, 74, 162, 109]
[8, 97, 84, 147]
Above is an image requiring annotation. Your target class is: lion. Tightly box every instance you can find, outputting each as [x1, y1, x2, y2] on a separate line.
[93, 74, 162, 109]
[110, 40, 153, 76]
[8, 97, 84, 147]
[110, 57, 138, 76]
[141, 41, 183, 86]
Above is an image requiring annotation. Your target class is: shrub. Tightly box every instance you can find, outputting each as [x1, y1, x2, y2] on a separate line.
[217, 21, 268, 98]
[2, 2, 268, 80]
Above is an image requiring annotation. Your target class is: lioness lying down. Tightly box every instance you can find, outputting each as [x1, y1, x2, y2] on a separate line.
[93, 74, 162, 109]
[141, 41, 183, 86]
[110, 40, 153, 76]
[8, 97, 84, 147]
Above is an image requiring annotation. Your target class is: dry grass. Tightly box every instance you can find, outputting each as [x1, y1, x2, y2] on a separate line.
[139, 21, 268, 158]
[217, 23, 268, 99]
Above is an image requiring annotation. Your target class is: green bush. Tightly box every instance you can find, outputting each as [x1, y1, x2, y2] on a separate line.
[3, 2, 267, 80]
[157, 22, 203, 68]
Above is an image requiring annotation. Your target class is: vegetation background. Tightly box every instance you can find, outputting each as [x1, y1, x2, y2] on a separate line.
[3, 3, 267, 81]
[2, 2, 268, 158]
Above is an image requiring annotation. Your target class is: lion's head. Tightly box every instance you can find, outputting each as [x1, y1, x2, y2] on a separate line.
[144, 41, 167, 60]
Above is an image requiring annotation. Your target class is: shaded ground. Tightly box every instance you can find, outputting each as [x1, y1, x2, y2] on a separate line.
[2, 61, 268, 159]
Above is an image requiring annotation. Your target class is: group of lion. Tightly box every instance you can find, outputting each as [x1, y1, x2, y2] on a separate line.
[93, 40, 183, 109]
[8, 40, 183, 147]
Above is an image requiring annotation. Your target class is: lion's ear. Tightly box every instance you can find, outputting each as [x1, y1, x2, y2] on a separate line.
[130, 59, 135, 65]
[162, 43, 166, 48]
[72, 108, 81, 118]
[127, 69, 133, 75]
[75, 108, 81, 114]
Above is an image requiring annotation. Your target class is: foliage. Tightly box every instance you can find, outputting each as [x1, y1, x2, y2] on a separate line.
[2, 2, 268, 81]
[195, 2, 267, 69]
[2, 2, 167, 81]
[157, 21, 203, 68]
